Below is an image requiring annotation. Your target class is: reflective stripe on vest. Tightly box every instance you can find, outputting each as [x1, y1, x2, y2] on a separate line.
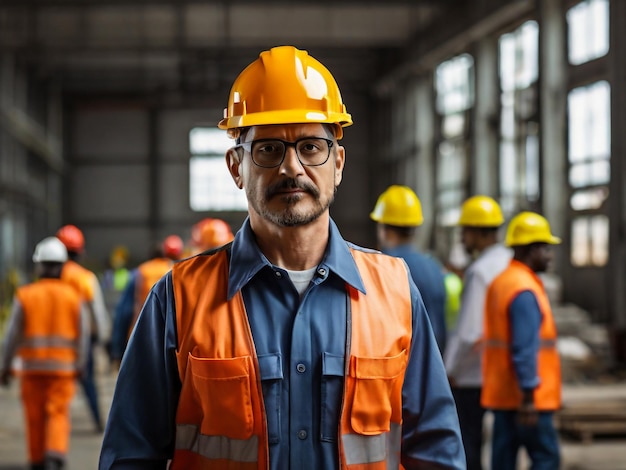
[483, 339, 557, 349]
[21, 336, 78, 349]
[175, 424, 258, 463]
[343, 423, 401, 466]
[20, 358, 77, 373]
[171, 247, 412, 469]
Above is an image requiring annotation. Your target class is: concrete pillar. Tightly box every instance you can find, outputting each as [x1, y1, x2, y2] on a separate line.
[538, 0, 568, 274]
[472, 36, 500, 196]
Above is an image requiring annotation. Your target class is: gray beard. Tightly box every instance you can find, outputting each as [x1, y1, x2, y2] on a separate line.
[251, 192, 334, 227]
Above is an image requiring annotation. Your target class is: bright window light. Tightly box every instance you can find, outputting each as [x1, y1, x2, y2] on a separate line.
[189, 127, 248, 212]
[567, 0, 609, 65]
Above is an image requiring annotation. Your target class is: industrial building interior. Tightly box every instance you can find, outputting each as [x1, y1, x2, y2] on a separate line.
[1, 0, 626, 467]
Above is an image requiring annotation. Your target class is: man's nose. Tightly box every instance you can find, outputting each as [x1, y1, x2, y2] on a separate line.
[279, 146, 304, 176]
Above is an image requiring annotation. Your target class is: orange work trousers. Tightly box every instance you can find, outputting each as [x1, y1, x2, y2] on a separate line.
[20, 374, 76, 463]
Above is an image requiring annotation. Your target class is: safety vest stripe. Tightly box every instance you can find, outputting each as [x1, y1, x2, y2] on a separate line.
[21, 359, 76, 372]
[484, 339, 556, 349]
[21, 336, 78, 349]
[175, 424, 258, 463]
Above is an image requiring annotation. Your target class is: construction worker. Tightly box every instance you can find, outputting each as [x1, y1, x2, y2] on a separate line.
[1, 237, 89, 470]
[443, 195, 512, 469]
[109, 235, 183, 367]
[370, 185, 447, 353]
[482, 211, 562, 470]
[56, 224, 110, 433]
[188, 217, 235, 255]
[100, 45, 464, 469]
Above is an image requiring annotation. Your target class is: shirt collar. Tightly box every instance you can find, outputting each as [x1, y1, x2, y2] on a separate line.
[227, 217, 366, 299]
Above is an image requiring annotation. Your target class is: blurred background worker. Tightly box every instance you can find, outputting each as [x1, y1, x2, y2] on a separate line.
[370, 185, 447, 353]
[1, 237, 89, 470]
[56, 224, 110, 433]
[100, 246, 132, 310]
[443, 195, 512, 470]
[188, 217, 234, 255]
[109, 235, 183, 367]
[482, 211, 562, 470]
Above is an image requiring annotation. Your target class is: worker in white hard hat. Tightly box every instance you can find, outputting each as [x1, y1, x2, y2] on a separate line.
[1, 237, 90, 470]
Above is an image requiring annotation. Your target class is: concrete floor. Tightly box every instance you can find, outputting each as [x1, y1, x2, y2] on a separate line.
[1, 351, 626, 469]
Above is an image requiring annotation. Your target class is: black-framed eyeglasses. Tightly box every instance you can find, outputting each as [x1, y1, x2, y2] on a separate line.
[235, 137, 334, 168]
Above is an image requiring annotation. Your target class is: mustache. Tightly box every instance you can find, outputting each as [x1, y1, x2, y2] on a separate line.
[265, 178, 320, 198]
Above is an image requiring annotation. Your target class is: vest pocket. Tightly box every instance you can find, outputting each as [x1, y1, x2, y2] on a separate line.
[349, 349, 407, 435]
[321, 352, 345, 442]
[257, 353, 283, 445]
[187, 353, 254, 440]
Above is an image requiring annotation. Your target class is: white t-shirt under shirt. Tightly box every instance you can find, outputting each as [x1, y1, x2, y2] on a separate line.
[285, 267, 317, 298]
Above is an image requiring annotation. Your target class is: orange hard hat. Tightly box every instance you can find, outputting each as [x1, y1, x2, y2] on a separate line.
[162, 235, 184, 259]
[56, 224, 85, 253]
[191, 218, 234, 250]
[218, 45, 352, 139]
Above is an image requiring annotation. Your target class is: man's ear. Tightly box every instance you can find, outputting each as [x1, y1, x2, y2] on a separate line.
[334, 145, 345, 187]
[226, 148, 244, 189]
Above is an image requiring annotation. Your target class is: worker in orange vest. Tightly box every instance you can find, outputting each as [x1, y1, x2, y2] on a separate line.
[187, 217, 234, 255]
[482, 211, 562, 469]
[109, 235, 184, 367]
[1, 237, 89, 470]
[56, 224, 110, 433]
[100, 45, 464, 469]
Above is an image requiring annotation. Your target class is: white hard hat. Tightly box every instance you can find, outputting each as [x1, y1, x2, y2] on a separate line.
[33, 236, 68, 263]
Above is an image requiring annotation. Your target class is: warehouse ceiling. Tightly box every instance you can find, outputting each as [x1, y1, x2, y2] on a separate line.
[0, 0, 468, 99]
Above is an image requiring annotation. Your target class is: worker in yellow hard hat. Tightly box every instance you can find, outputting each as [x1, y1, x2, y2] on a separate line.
[370, 185, 447, 354]
[101, 46, 464, 469]
[483, 211, 562, 469]
[443, 195, 512, 470]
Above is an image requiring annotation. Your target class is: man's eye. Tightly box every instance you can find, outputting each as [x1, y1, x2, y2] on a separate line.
[257, 143, 282, 154]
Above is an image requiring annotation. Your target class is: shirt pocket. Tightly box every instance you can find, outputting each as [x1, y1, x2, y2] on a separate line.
[188, 353, 254, 440]
[321, 352, 345, 442]
[257, 353, 283, 445]
[349, 349, 408, 435]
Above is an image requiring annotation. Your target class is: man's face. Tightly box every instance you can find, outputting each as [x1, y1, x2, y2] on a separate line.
[227, 123, 345, 228]
[529, 243, 554, 273]
[460, 226, 479, 255]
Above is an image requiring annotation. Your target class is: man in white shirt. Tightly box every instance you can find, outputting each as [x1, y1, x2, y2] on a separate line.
[444, 195, 512, 470]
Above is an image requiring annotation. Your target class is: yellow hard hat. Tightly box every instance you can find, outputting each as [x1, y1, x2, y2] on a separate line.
[370, 185, 424, 227]
[218, 46, 353, 139]
[458, 195, 504, 227]
[505, 211, 561, 247]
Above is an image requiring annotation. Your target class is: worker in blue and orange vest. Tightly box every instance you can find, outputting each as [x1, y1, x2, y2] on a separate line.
[482, 211, 562, 470]
[100, 45, 464, 469]
[370, 185, 448, 354]
[56, 224, 110, 433]
[109, 235, 184, 367]
[1, 237, 89, 470]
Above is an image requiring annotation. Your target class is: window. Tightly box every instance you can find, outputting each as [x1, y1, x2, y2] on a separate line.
[434, 54, 474, 227]
[571, 215, 609, 267]
[189, 127, 248, 212]
[498, 21, 540, 216]
[567, 81, 610, 266]
[567, 0, 609, 65]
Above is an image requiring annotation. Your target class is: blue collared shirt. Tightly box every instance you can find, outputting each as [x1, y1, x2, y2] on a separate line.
[99, 218, 465, 470]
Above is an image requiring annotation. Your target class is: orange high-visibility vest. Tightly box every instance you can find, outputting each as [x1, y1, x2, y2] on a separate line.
[129, 258, 174, 337]
[15, 279, 82, 376]
[171, 248, 412, 470]
[61, 260, 94, 302]
[482, 260, 561, 411]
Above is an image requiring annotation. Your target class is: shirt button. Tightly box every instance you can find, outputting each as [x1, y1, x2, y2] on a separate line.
[317, 268, 326, 276]
[297, 430, 308, 440]
[275, 271, 282, 278]
[296, 363, 306, 373]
